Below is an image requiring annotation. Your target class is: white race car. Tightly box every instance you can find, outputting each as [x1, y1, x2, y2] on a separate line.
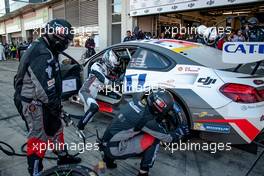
[61, 39, 264, 144]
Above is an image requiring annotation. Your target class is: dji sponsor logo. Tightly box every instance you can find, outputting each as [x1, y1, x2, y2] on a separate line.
[198, 77, 217, 86]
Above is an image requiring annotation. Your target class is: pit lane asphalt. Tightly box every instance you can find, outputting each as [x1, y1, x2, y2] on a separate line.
[0, 60, 263, 176]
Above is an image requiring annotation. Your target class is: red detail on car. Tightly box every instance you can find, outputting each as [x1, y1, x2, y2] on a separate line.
[220, 83, 264, 103]
[97, 101, 113, 113]
[195, 119, 260, 142]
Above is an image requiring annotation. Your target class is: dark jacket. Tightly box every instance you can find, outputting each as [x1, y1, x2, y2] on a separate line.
[85, 38, 95, 49]
[14, 37, 62, 118]
[123, 36, 136, 42]
[102, 99, 174, 143]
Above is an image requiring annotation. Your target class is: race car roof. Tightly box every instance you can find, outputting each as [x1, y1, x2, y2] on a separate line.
[122, 39, 238, 70]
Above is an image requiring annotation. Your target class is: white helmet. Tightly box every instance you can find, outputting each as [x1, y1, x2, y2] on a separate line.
[197, 25, 207, 36]
[102, 49, 120, 71]
[203, 27, 218, 41]
[197, 25, 218, 45]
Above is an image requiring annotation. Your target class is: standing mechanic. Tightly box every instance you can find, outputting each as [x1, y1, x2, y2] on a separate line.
[76, 49, 123, 138]
[245, 17, 264, 42]
[14, 19, 81, 176]
[99, 90, 189, 176]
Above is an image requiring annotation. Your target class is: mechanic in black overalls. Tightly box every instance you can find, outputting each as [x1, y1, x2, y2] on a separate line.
[99, 90, 189, 176]
[245, 17, 264, 42]
[14, 19, 81, 176]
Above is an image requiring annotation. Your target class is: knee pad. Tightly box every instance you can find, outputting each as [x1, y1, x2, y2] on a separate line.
[27, 138, 47, 158]
[78, 98, 99, 130]
[84, 99, 99, 123]
[78, 93, 88, 112]
[140, 134, 156, 151]
[86, 98, 99, 112]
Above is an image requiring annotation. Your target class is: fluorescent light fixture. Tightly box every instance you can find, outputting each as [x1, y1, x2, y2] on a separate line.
[223, 11, 250, 15]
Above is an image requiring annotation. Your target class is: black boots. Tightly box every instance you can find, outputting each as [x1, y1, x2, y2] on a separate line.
[137, 172, 149, 176]
[57, 152, 82, 165]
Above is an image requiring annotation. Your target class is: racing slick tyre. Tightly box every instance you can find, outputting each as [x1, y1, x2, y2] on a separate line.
[163, 98, 189, 132]
[41, 164, 98, 176]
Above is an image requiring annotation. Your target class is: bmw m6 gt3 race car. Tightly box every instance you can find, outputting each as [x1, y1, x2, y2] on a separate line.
[61, 39, 264, 145]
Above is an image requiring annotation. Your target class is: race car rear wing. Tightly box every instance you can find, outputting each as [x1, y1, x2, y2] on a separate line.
[223, 42, 264, 75]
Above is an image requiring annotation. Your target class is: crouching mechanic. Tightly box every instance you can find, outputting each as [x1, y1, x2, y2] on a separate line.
[14, 19, 81, 176]
[77, 49, 123, 137]
[99, 90, 189, 176]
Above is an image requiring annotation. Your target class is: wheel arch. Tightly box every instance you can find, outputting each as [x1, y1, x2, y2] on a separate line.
[167, 89, 193, 127]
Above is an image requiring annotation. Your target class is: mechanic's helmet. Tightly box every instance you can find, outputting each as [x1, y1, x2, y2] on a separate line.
[248, 17, 259, 26]
[197, 25, 207, 36]
[203, 27, 218, 41]
[44, 19, 74, 52]
[102, 49, 121, 72]
[147, 90, 174, 118]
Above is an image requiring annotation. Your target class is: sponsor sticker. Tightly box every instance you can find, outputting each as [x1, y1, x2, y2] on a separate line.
[193, 112, 218, 118]
[193, 122, 205, 130]
[155, 98, 166, 108]
[47, 78, 55, 88]
[177, 66, 200, 73]
[241, 104, 264, 111]
[178, 67, 184, 72]
[185, 67, 200, 73]
[223, 42, 264, 64]
[203, 124, 230, 134]
[193, 123, 230, 134]
[198, 112, 208, 118]
[197, 77, 217, 85]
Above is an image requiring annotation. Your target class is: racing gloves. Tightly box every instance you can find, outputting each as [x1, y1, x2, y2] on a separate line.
[170, 125, 190, 142]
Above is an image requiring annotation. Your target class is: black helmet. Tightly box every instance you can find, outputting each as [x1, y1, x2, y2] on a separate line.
[147, 90, 174, 117]
[248, 17, 259, 26]
[44, 19, 74, 52]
